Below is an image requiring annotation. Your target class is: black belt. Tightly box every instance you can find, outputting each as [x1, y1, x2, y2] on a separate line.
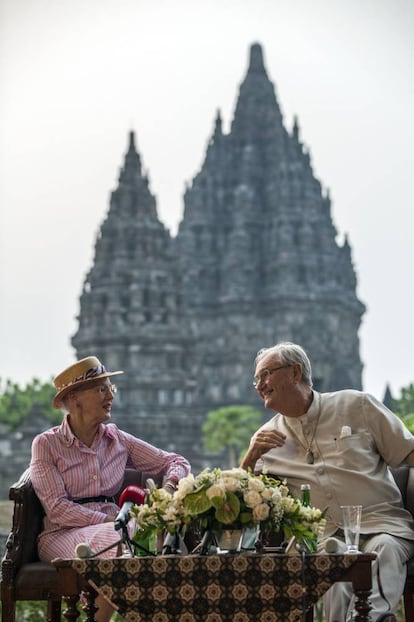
[73, 495, 115, 504]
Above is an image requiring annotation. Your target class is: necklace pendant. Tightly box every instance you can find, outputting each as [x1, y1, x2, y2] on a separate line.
[305, 450, 314, 465]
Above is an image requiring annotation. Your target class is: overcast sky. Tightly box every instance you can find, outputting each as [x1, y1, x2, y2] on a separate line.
[1, 0, 413, 401]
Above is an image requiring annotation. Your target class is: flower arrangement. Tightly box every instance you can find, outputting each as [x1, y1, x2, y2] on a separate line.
[176, 468, 287, 534]
[131, 486, 189, 541]
[132, 467, 326, 549]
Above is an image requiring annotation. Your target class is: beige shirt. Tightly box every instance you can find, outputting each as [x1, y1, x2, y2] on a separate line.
[253, 389, 414, 539]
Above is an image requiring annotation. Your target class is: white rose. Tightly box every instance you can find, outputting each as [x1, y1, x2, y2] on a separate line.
[248, 478, 265, 492]
[221, 468, 246, 479]
[243, 490, 262, 508]
[174, 475, 196, 500]
[260, 488, 274, 501]
[271, 490, 283, 506]
[221, 476, 240, 492]
[253, 503, 270, 521]
[177, 474, 195, 493]
[207, 483, 226, 499]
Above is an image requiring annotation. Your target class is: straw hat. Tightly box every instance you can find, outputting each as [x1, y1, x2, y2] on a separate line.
[53, 356, 123, 409]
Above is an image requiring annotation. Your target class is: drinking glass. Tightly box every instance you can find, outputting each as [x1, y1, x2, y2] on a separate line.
[340, 505, 362, 554]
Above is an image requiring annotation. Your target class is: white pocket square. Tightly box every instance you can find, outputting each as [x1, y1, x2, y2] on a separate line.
[339, 426, 352, 439]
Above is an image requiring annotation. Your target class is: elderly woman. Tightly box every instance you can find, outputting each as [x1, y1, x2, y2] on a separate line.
[30, 355, 191, 622]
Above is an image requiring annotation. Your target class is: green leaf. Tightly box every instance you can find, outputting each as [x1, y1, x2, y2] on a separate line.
[213, 491, 240, 524]
[239, 511, 253, 525]
[183, 489, 212, 515]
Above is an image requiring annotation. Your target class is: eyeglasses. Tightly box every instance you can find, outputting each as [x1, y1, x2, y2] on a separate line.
[253, 365, 290, 388]
[94, 383, 117, 396]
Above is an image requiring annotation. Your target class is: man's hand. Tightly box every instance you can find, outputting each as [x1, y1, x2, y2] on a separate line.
[240, 429, 286, 471]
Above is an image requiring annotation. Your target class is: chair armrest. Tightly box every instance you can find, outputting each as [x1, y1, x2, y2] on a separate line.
[405, 467, 414, 518]
[1, 468, 44, 583]
[391, 464, 414, 519]
[391, 465, 409, 507]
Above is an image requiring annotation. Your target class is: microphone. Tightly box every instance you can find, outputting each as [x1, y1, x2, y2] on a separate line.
[162, 530, 189, 555]
[75, 542, 94, 558]
[146, 478, 157, 491]
[114, 485, 147, 531]
[324, 537, 340, 553]
[162, 531, 180, 555]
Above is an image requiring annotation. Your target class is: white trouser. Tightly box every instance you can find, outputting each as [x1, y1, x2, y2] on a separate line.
[322, 533, 414, 622]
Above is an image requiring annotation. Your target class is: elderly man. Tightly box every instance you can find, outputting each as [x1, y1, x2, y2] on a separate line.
[241, 341, 414, 622]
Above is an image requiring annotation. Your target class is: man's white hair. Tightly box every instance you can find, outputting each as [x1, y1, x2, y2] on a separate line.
[255, 341, 313, 387]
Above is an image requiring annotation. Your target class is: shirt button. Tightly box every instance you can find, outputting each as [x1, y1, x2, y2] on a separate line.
[92, 475, 97, 480]
[326, 492, 332, 499]
[317, 467, 324, 475]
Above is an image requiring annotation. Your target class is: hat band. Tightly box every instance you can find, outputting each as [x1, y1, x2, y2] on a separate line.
[56, 364, 108, 392]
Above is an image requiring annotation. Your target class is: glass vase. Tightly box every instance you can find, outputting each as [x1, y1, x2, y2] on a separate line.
[216, 528, 243, 553]
[133, 529, 158, 556]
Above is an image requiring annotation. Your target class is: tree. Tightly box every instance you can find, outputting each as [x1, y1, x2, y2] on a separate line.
[202, 405, 263, 468]
[394, 383, 414, 417]
[392, 383, 414, 435]
[0, 378, 60, 430]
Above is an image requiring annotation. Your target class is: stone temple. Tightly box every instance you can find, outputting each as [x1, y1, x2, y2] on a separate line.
[72, 43, 365, 471]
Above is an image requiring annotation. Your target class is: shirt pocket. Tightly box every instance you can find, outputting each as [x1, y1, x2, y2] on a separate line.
[334, 431, 375, 471]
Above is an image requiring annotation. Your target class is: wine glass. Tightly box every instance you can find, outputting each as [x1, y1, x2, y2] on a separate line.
[340, 505, 362, 554]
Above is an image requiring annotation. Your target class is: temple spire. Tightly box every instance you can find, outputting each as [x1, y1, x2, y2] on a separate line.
[292, 116, 300, 141]
[248, 42, 267, 75]
[214, 109, 223, 138]
[383, 383, 394, 410]
[119, 129, 142, 184]
[230, 41, 283, 142]
[128, 130, 136, 152]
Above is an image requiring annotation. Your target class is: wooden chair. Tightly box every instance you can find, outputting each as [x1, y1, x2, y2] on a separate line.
[0, 467, 162, 622]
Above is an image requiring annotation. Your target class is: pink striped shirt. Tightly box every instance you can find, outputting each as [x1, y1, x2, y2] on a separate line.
[30, 416, 190, 560]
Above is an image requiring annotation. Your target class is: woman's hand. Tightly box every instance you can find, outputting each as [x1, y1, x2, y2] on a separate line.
[162, 481, 177, 495]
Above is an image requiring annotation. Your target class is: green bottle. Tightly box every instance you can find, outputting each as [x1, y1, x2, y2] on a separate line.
[300, 483, 311, 506]
[134, 530, 157, 556]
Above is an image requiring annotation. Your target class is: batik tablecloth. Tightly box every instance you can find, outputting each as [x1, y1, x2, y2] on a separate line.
[70, 553, 367, 622]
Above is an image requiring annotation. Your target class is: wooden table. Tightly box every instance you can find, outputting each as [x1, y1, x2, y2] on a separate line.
[53, 552, 375, 622]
